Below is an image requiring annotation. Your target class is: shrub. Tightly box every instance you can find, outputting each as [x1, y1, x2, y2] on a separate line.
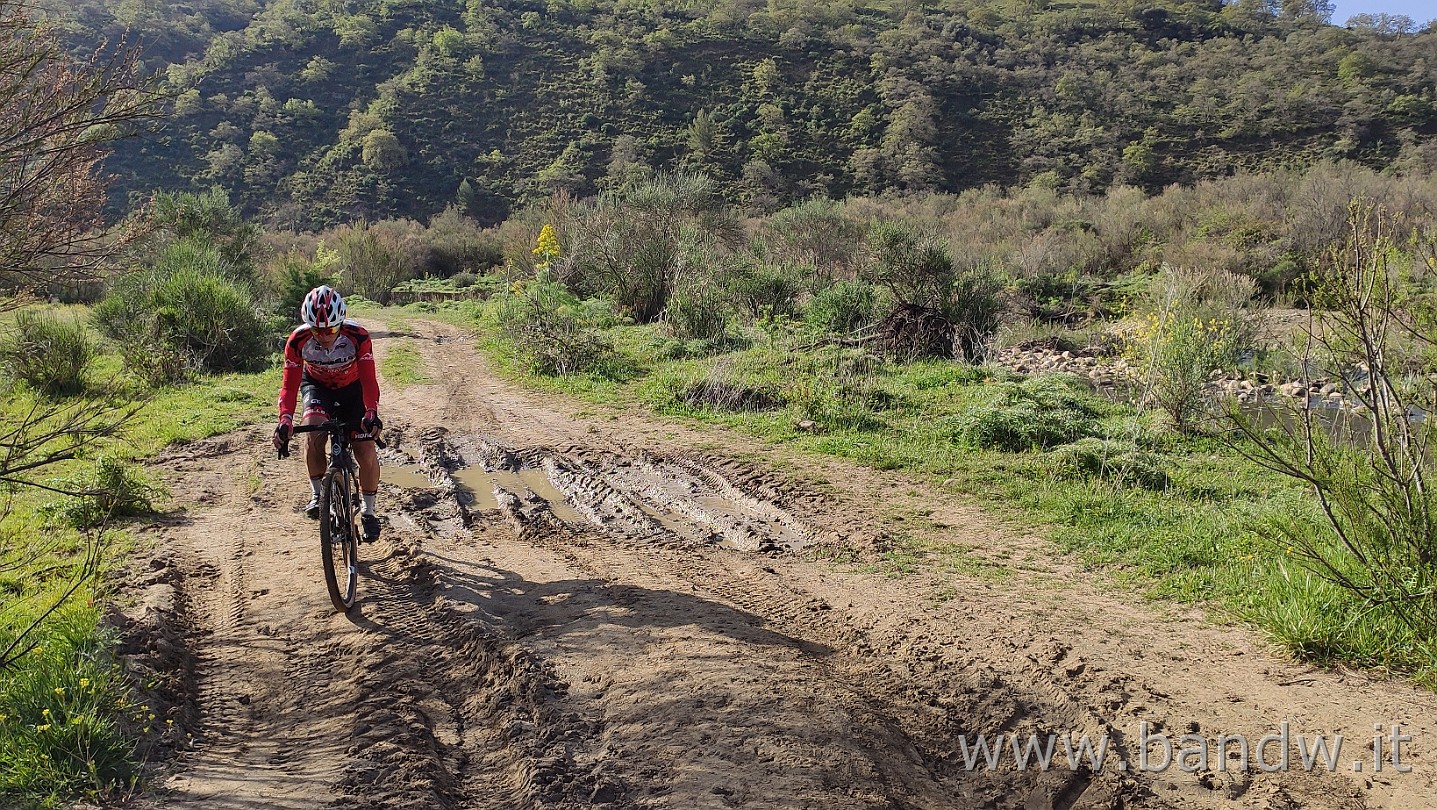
[423, 205, 504, 275]
[863, 220, 1003, 360]
[450, 271, 478, 288]
[493, 282, 622, 376]
[947, 375, 1100, 451]
[94, 244, 271, 384]
[718, 259, 803, 322]
[0, 310, 95, 396]
[805, 280, 884, 335]
[41, 455, 165, 530]
[1048, 437, 1170, 490]
[268, 244, 340, 320]
[332, 222, 420, 304]
[1127, 265, 1257, 432]
[761, 198, 865, 288]
[560, 173, 736, 322]
[664, 284, 729, 341]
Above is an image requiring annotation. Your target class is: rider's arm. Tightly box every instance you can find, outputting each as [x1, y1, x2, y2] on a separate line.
[355, 328, 380, 413]
[277, 327, 307, 420]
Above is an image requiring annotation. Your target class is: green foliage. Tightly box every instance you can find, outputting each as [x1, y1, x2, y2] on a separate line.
[1128, 266, 1256, 432]
[946, 375, 1101, 451]
[864, 220, 956, 313]
[1235, 205, 1437, 644]
[717, 259, 802, 322]
[0, 607, 141, 807]
[146, 189, 260, 279]
[562, 173, 734, 323]
[805, 279, 884, 335]
[93, 244, 272, 385]
[332, 223, 416, 305]
[270, 245, 340, 320]
[491, 282, 624, 376]
[0, 310, 96, 397]
[664, 284, 729, 341]
[40, 455, 164, 530]
[1048, 437, 1170, 490]
[82, 0, 1437, 224]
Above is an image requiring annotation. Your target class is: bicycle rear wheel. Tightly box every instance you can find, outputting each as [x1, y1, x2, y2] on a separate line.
[318, 468, 360, 611]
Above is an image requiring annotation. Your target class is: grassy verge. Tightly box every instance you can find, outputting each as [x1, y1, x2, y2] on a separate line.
[379, 341, 430, 389]
[392, 299, 1437, 687]
[0, 309, 278, 808]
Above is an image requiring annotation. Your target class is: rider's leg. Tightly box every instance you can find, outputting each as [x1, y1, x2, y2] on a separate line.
[302, 411, 328, 481]
[353, 439, 379, 512]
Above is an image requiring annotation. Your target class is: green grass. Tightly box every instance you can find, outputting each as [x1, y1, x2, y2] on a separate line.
[1, 305, 279, 807]
[379, 340, 430, 388]
[441, 301, 1437, 687]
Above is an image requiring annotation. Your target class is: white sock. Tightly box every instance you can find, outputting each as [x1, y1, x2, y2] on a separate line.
[363, 493, 377, 515]
[310, 477, 323, 498]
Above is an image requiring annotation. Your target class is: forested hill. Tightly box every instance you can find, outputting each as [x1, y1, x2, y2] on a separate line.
[49, 0, 1437, 227]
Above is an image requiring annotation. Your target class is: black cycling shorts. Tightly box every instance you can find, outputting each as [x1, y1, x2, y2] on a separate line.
[300, 378, 366, 428]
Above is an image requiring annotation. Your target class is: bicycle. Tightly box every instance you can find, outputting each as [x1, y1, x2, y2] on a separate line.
[278, 418, 384, 612]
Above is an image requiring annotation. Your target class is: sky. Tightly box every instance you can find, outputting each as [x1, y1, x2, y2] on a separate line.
[1329, 0, 1436, 26]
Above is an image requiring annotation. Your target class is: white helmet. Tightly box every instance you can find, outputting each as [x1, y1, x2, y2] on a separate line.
[301, 285, 346, 328]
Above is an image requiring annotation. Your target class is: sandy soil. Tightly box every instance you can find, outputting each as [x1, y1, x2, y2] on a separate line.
[111, 318, 1437, 810]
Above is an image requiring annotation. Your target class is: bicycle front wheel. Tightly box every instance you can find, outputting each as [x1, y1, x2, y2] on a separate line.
[318, 469, 360, 612]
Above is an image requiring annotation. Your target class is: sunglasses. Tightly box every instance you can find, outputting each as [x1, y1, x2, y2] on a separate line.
[311, 325, 340, 336]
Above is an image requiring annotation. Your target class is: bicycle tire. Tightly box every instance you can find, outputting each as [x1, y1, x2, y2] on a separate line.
[318, 468, 359, 611]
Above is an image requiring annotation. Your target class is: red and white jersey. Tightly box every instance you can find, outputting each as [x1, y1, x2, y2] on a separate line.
[277, 320, 379, 419]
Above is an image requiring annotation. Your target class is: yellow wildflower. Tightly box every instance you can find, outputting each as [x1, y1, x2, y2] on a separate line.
[79, 678, 90, 689]
[35, 724, 51, 732]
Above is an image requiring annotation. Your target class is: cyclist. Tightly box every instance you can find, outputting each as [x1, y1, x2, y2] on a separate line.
[271, 285, 384, 542]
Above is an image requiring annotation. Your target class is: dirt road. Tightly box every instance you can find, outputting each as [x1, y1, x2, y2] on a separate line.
[119, 319, 1437, 809]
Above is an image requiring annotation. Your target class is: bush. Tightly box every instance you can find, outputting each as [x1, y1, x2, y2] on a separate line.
[331, 222, 420, 304]
[41, 455, 165, 530]
[94, 244, 272, 385]
[947, 375, 1100, 451]
[664, 284, 729, 341]
[268, 245, 339, 320]
[761, 198, 865, 288]
[1048, 437, 1170, 490]
[718, 259, 803, 322]
[863, 220, 1003, 360]
[493, 282, 622, 376]
[806, 280, 884, 335]
[561, 173, 736, 323]
[1127, 265, 1257, 432]
[0, 310, 95, 396]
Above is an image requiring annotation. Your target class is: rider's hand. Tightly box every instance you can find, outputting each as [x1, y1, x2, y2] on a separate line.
[273, 415, 293, 451]
[361, 409, 383, 434]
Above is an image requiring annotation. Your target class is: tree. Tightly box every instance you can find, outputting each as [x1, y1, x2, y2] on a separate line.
[0, 0, 157, 312]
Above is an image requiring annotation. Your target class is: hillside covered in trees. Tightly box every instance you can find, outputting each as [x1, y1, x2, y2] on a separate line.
[43, 0, 1437, 226]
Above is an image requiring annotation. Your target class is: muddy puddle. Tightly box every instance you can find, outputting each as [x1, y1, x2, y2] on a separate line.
[452, 467, 589, 524]
[381, 464, 435, 490]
